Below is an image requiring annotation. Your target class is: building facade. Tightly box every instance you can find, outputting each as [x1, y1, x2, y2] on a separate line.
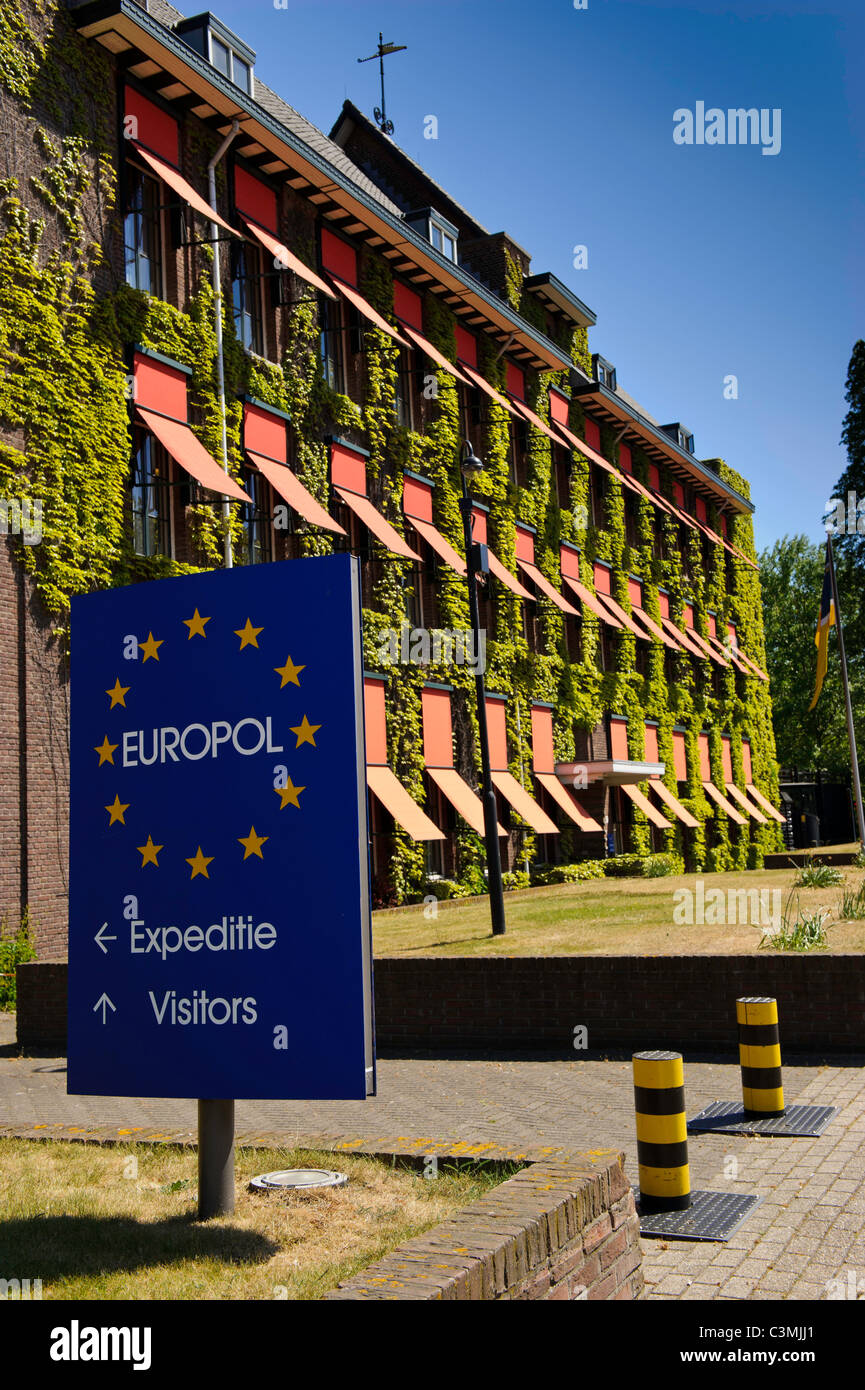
[0, 0, 783, 952]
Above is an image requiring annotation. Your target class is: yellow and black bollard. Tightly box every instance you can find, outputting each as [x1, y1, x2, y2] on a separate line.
[737, 997, 785, 1117]
[633, 1050, 690, 1213]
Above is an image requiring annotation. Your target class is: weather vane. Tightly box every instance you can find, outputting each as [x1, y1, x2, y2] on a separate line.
[357, 32, 407, 136]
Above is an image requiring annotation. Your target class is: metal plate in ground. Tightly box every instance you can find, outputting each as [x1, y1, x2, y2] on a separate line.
[637, 1189, 761, 1242]
[249, 1169, 348, 1192]
[687, 1101, 837, 1137]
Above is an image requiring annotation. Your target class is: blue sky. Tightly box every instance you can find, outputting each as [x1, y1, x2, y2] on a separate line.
[211, 0, 864, 552]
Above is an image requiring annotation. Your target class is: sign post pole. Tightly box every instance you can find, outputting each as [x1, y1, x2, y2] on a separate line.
[198, 1098, 235, 1219]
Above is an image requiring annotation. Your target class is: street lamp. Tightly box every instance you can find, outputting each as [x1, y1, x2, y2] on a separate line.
[458, 441, 506, 937]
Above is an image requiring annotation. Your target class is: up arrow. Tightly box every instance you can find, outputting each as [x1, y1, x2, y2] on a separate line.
[93, 993, 116, 1024]
[94, 923, 117, 955]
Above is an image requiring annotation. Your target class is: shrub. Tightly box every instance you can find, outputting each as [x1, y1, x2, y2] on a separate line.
[0, 914, 37, 1011]
[838, 878, 865, 920]
[761, 890, 830, 950]
[604, 853, 685, 879]
[422, 878, 460, 901]
[502, 870, 530, 892]
[531, 860, 606, 885]
[792, 857, 843, 888]
[644, 853, 685, 878]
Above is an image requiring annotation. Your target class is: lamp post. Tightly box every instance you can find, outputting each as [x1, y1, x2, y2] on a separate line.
[458, 441, 506, 937]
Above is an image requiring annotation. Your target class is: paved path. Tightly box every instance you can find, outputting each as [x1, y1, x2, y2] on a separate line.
[1, 1016, 863, 1300]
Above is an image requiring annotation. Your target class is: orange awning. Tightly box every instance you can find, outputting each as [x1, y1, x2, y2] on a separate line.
[596, 591, 650, 641]
[334, 486, 421, 561]
[240, 216, 336, 298]
[366, 764, 444, 841]
[702, 781, 748, 825]
[535, 772, 603, 832]
[687, 627, 728, 665]
[620, 782, 673, 830]
[508, 395, 562, 445]
[562, 575, 622, 626]
[725, 784, 768, 824]
[136, 407, 252, 502]
[130, 143, 239, 235]
[736, 651, 769, 683]
[632, 606, 679, 651]
[651, 780, 700, 829]
[427, 767, 506, 836]
[487, 550, 535, 600]
[404, 513, 466, 576]
[329, 276, 410, 347]
[661, 616, 708, 660]
[458, 362, 519, 415]
[551, 420, 618, 475]
[491, 770, 559, 834]
[745, 785, 786, 824]
[516, 559, 578, 615]
[247, 450, 345, 534]
[399, 324, 471, 385]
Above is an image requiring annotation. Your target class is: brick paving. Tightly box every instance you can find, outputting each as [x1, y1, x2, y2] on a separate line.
[1, 1014, 863, 1300]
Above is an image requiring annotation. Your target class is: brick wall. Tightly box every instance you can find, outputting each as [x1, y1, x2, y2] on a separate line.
[17, 953, 865, 1051]
[324, 1151, 643, 1301]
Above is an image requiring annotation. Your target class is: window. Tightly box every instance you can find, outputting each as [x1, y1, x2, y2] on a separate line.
[394, 346, 415, 429]
[124, 164, 165, 297]
[592, 354, 617, 391]
[131, 430, 172, 557]
[405, 208, 459, 263]
[510, 417, 528, 488]
[211, 35, 230, 76]
[209, 34, 252, 91]
[589, 464, 606, 529]
[319, 292, 345, 392]
[239, 469, 273, 566]
[458, 381, 482, 456]
[552, 445, 570, 509]
[404, 566, 423, 629]
[430, 221, 457, 262]
[624, 493, 639, 548]
[231, 242, 264, 355]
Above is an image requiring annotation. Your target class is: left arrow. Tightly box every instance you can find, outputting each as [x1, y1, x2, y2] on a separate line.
[93, 993, 116, 1024]
[94, 923, 117, 954]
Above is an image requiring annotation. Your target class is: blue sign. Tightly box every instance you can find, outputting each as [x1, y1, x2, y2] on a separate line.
[67, 554, 374, 1100]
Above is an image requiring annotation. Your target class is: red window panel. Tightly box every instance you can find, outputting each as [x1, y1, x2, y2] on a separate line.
[683, 601, 695, 627]
[720, 513, 729, 538]
[470, 505, 488, 546]
[593, 561, 612, 595]
[331, 442, 367, 495]
[485, 697, 508, 772]
[549, 389, 570, 426]
[515, 526, 534, 564]
[673, 480, 686, 508]
[403, 474, 433, 522]
[727, 620, 737, 649]
[698, 733, 711, 781]
[627, 576, 643, 608]
[610, 717, 629, 761]
[658, 590, 670, 620]
[644, 722, 659, 763]
[234, 166, 277, 233]
[394, 281, 423, 331]
[560, 543, 581, 582]
[531, 705, 555, 775]
[708, 612, 718, 639]
[320, 227, 357, 286]
[243, 403, 287, 464]
[364, 677, 388, 766]
[619, 443, 632, 474]
[421, 687, 454, 769]
[133, 351, 188, 422]
[584, 418, 601, 452]
[695, 495, 708, 524]
[506, 362, 525, 400]
[742, 738, 753, 784]
[721, 735, 733, 784]
[124, 87, 180, 167]
[648, 464, 661, 492]
[673, 730, 688, 782]
[455, 326, 478, 367]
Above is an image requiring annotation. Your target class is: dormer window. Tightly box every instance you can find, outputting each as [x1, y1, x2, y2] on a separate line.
[176, 14, 255, 95]
[592, 354, 617, 392]
[662, 422, 696, 454]
[405, 207, 459, 263]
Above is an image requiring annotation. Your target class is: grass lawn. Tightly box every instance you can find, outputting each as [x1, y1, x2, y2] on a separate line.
[373, 867, 865, 957]
[0, 1139, 512, 1300]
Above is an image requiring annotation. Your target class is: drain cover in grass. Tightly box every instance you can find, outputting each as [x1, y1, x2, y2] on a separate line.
[249, 1169, 349, 1192]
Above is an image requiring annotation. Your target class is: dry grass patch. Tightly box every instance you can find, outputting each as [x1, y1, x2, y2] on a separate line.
[0, 1139, 512, 1300]
[373, 868, 865, 957]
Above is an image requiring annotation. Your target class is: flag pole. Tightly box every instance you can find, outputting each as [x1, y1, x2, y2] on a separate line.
[826, 530, 865, 846]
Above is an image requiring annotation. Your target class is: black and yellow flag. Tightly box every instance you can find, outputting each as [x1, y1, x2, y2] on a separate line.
[809, 538, 836, 710]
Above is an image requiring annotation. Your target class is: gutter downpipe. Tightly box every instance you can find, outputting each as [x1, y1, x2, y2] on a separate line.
[208, 119, 240, 569]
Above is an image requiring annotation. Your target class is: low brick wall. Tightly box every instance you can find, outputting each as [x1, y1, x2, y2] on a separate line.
[16, 952, 865, 1052]
[324, 1151, 643, 1301]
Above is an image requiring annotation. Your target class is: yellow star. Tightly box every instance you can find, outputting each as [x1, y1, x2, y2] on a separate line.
[290, 715, 321, 748]
[140, 631, 163, 663]
[137, 835, 163, 868]
[274, 654, 306, 688]
[186, 846, 214, 879]
[183, 608, 211, 640]
[275, 778, 305, 810]
[105, 795, 130, 826]
[94, 735, 118, 766]
[106, 678, 130, 709]
[238, 826, 269, 860]
[235, 618, 263, 650]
